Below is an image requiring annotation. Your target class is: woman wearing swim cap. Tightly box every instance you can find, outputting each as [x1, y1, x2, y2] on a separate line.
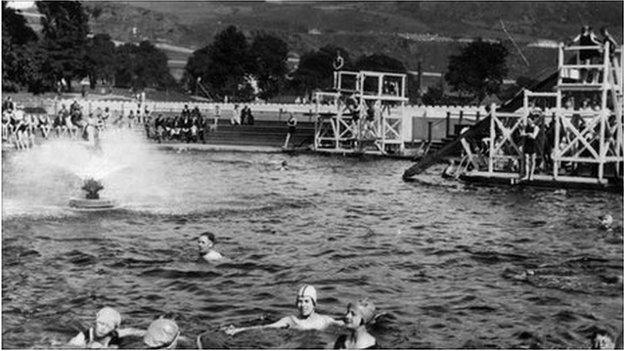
[67, 307, 145, 348]
[334, 299, 379, 349]
[143, 317, 180, 349]
[223, 284, 343, 336]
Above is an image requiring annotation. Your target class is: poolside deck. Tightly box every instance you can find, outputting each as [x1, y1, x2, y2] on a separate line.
[459, 171, 623, 192]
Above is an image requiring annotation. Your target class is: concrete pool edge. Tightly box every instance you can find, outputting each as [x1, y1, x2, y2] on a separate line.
[153, 142, 422, 161]
[154, 143, 286, 153]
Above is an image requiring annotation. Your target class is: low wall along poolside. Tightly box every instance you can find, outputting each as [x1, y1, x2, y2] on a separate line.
[14, 96, 489, 143]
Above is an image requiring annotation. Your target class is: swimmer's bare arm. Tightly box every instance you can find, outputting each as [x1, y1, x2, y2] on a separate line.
[116, 327, 146, 337]
[326, 316, 345, 327]
[66, 332, 87, 348]
[223, 316, 292, 336]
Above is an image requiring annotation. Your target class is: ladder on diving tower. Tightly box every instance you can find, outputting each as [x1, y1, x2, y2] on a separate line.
[313, 70, 408, 155]
[552, 41, 623, 183]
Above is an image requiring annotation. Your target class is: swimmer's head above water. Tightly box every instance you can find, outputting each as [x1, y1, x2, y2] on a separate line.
[198, 232, 216, 254]
[144, 317, 180, 349]
[197, 231, 223, 261]
[344, 299, 375, 329]
[600, 214, 614, 230]
[296, 284, 317, 317]
[590, 327, 616, 349]
[95, 307, 121, 338]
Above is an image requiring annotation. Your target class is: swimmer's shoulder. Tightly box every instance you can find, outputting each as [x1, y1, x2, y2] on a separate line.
[203, 250, 224, 261]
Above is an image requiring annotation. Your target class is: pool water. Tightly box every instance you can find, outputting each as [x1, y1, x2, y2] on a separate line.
[2, 143, 623, 349]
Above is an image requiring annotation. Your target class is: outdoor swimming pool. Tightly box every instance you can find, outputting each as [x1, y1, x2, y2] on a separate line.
[2, 133, 623, 348]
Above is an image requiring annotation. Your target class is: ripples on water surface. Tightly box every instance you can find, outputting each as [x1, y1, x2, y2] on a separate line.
[2, 148, 623, 349]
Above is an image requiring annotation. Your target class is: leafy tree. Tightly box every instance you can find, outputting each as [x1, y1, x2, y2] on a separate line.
[2, 3, 41, 91]
[85, 33, 116, 89]
[185, 46, 214, 97]
[114, 41, 177, 90]
[290, 45, 351, 94]
[185, 26, 255, 101]
[445, 39, 509, 101]
[2, 3, 37, 46]
[249, 33, 288, 100]
[421, 85, 444, 105]
[135, 41, 177, 89]
[354, 53, 406, 72]
[114, 43, 138, 89]
[36, 1, 90, 92]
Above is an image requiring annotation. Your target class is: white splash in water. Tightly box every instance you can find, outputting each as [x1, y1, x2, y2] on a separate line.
[3, 128, 176, 216]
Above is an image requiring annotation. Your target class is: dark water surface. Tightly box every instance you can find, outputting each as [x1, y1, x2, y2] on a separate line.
[2, 147, 623, 349]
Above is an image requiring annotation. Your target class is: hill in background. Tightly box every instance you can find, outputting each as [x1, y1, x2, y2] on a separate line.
[29, 2, 624, 84]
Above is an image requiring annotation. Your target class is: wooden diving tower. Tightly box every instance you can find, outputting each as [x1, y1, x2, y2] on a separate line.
[313, 70, 408, 155]
[405, 41, 622, 190]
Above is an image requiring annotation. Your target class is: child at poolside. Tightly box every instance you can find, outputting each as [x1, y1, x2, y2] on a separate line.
[198, 232, 223, 261]
[67, 307, 144, 348]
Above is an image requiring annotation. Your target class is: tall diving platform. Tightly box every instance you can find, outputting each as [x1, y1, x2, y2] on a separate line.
[313, 70, 408, 155]
[404, 41, 622, 190]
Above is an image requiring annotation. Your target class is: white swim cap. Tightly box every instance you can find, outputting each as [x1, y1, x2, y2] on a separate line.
[96, 307, 121, 329]
[144, 318, 179, 348]
[296, 284, 317, 305]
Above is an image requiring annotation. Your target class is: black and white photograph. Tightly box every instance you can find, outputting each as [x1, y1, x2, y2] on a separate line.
[1, 0, 623, 349]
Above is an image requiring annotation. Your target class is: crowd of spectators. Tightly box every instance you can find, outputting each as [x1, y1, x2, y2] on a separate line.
[2, 98, 271, 149]
[147, 105, 209, 143]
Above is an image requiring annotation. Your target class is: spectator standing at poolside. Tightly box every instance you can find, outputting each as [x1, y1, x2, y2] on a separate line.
[101, 107, 111, 129]
[127, 110, 135, 129]
[192, 107, 205, 143]
[230, 104, 241, 125]
[182, 104, 191, 118]
[179, 113, 192, 142]
[154, 114, 165, 143]
[283, 113, 297, 149]
[520, 117, 540, 181]
[2, 96, 15, 112]
[240, 105, 248, 125]
[2, 109, 11, 141]
[245, 106, 254, 125]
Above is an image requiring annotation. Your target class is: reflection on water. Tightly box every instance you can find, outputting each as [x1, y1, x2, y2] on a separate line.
[2, 146, 623, 349]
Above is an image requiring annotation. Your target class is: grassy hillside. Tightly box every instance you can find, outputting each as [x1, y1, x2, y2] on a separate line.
[80, 1, 622, 83]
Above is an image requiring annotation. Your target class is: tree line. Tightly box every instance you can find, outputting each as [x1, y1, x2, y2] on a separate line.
[3, 1, 511, 104]
[2, 1, 176, 94]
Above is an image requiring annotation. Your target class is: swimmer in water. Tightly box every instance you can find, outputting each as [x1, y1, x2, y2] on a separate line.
[198, 232, 223, 261]
[279, 160, 289, 171]
[590, 327, 616, 349]
[334, 299, 379, 349]
[600, 214, 614, 231]
[224, 284, 343, 335]
[143, 317, 184, 349]
[67, 307, 145, 348]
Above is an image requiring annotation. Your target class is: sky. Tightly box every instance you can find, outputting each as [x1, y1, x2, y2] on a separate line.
[6, 1, 35, 10]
